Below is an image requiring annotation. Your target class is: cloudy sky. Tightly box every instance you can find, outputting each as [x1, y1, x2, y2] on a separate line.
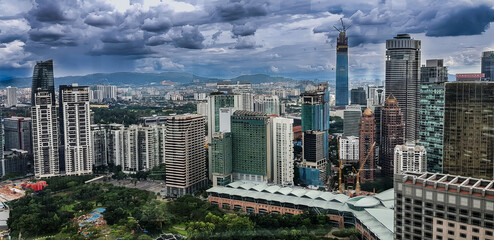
[1, 0, 494, 82]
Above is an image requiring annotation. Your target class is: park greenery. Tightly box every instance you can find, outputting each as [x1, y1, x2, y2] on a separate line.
[5, 174, 359, 239]
[92, 103, 197, 125]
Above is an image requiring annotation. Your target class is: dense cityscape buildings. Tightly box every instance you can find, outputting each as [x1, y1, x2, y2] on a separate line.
[380, 95, 405, 177]
[351, 87, 366, 105]
[442, 81, 494, 180]
[339, 136, 359, 164]
[5, 87, 17, 107]
[3, 117, 32, 154]
[343, 107, 361, 137]
[385, 34, 421, 142]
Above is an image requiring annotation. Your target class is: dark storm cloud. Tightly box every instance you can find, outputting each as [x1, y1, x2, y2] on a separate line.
[232, 22, 257, 37]
[28, 0, 77, 24]
[141, 17, 173, 33]
[171, 25, 205, 49]
[426, 5, 494, 37]
[213, 0, 268, 21]
[90, 41, 154, 56]
[233, 36, 260, 49]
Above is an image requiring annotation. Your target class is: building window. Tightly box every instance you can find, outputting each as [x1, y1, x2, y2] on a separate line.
[448, 195, 456, 204]
[447, 230, 454, 235]
[473, 199, 481, 208]
[460, 225, 466, 230]
[448, 223, 455, 228]
[437, 228, 443, 232]
[415, 189, 422, 197]
[437, 193, 444, 202]
[486, 230, 493, 236]
[426, 191, 433, 200]
[460, 197, 468, 206]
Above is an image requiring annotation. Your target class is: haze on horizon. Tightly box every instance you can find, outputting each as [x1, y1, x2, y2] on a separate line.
[1, 0, 494, 81]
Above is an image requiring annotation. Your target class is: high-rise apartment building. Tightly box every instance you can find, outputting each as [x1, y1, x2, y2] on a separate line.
[443, 81, 494, 179]
[122, 125, 139, 172]
[91, 124, 108, 167]
[351, 87, 366, 105]
[385, 34, 421, 142]
[359, 108, 376, 182]
[482, 51, 494, 81]
[165, 114, 207, 197]
[339, 136, 359, 164]
[32, 60, 55, 105]
[196, 102, 208, 119]
[90, 85, 118, 102]
[394, 172, 494, 240]
[211, 132, 233, 187]
[138, 125, 165, 171]
[217, 81, 254, 111]
[253, 95, 280, 115]
[60, 84, 93, 175]
[335, 27, 349, 106]
[343, 108, 361, 137]
[32, 91, 59, 177]
[231, 111, 272, 182]
[4, 117, 32, 153]
[419, 59, 448, 173]
[272, 117, 294, 186]
[6, 86, 17, 107]
[381, 95, 405, 177]
[393, 142, 426, 175]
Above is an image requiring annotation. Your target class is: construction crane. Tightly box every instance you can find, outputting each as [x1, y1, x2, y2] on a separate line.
[355, 142, 376, 194]
[333, 18, 351, 33]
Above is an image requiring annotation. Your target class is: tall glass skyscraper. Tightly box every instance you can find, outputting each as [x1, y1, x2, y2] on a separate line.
[385, 34, 421, 142]
[335, 30, 349, 106]
[419, 59, 448, 173]
[481, 51, 494, 81]
[32, 60, 55, 105]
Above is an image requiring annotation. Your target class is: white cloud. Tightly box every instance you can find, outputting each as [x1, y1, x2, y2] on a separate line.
[270, 66, 279, 72]
[135, 57, 184, 72]
[0, 40, 33, 68]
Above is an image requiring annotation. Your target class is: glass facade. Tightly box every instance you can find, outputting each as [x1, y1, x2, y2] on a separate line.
[482, 51, 494, 81]
[443, 82, 494, 179]
[336, 31, 349, 106]
[213, 94, 235, 132]
[32, 60, 55, 105]
[211, 132, 232, 175]
[231, 112, 269, 176]
[419, 83, 445, 173]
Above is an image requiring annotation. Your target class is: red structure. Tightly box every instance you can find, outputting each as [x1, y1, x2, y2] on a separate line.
[359, 108, 376, 183]
[21, 181, 48, 192]
[380, 95, 405, 177]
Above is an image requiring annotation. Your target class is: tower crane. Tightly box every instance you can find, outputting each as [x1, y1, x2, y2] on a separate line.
[355, 142, 376, 195]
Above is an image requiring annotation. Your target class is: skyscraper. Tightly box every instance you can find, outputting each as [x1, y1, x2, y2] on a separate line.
[419, 59, 448, 172]
[351, 87, 366, 105]
[335, 22, 349, 106]
[366, 85, 385, 107]
[393, 142, 426, 175]
[339, 136, 359, 164]
[60, 84, 93, 175]
[482, 51, 494, 81]
[231, 110, 272, 182]
[301, 83, 330, 133]
[443, 81, 494, 179]
[385, 34, 421, 142]
[32, 91, 59, 177]
[91, 124, 108, 167]
[32, 60, 55, 105]
[253, 95, 280, 115]
[343, 108, 361, 137]
[6, 86, 17, 107]
[359, 108, 376, 182]
[4, 117, 32, 153]
[272, 117, 294, 186]
[381, 95, 405, 177]
[211, 132, 233, 187]
[165, 115, 207, 197]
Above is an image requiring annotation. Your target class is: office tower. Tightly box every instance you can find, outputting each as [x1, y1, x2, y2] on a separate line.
[32, 60, 55, 105]
[231, 111, 272, 182]
[196, 102, 208, 119]
[253, 95, 280, 115]
[4, 117, 32, 153]
[393, 142, 426, 175]
[419, 59, 448, 173]
[32, 91, 59, 177]
[5, 86, 17, 107]
[381, 95, 405, 177]
[343, 108, 361, 137]
[359, 108, 376, 182]
[301, 83, 330, 133]
[339, 136, 359, 164]
[0, 120, 3, 162]
[351, 87, 366, 105]
[301, 130, 327, 186]
[385, 34, 421, 141]
[217, 81, 254, 111]
[335, 23, 349, 106]
[272, 117, 294, 186]
[394, 172, 494, 240]
[443, 81, 494, 179]
[165, 115, 207, 197]
[91, 124, 108, 167]
[211, 132, 233, 187]
[60, 84, 93, 175]
[0, 149, 29, 177]
[482, 51, 494, 81]
[366, 85, 385, 107]
[373, 106, 382, 146]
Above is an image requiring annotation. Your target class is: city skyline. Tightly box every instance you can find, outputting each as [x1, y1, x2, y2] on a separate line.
[0, 0, 494, 81]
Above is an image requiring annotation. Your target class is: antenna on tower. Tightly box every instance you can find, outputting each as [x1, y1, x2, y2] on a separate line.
[333, 18, 351, 33]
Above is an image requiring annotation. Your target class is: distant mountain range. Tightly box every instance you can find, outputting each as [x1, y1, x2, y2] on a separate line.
[0, 72, 299, 88]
